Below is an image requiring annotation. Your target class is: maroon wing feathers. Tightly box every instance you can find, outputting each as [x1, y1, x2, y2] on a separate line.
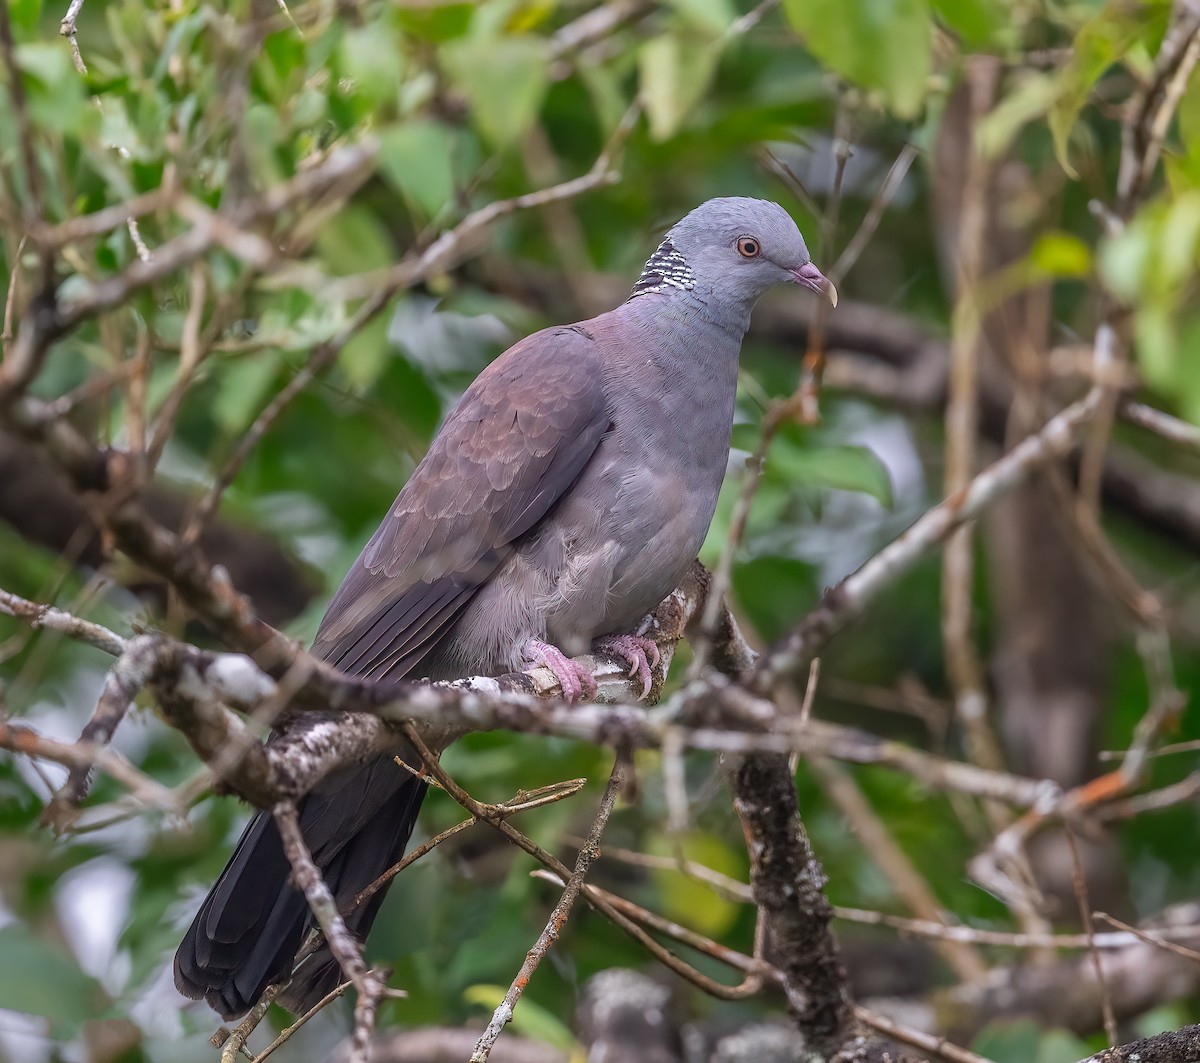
[311, 326, 609, 679]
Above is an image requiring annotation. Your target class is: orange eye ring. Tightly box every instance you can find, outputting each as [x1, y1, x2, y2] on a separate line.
[737, 236, 760, 258]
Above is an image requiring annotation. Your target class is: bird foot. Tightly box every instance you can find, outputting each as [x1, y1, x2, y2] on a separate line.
[521, 638, 598, 704]
[594, 634, 661, 700]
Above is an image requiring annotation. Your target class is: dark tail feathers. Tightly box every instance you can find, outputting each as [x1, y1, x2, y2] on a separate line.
[174, 756, 427, 1019]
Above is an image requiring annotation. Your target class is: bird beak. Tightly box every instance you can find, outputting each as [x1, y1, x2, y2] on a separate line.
[790, 262, 838, 308]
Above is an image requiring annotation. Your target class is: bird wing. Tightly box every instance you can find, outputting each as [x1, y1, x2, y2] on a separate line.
[311, 323, 610, 680]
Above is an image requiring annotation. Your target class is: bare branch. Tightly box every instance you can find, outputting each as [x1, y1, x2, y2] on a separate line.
[274, 802, 386, 1063]
[855, 1008, 993, 1063]
[0, 585, 126, 655]
[0, 721, 180, 817]
[59, 0, 87, 74]
[731, 753, 855, 1054]
[470, 757, 625, 1062]
[1076, 1024, 1200, 1063]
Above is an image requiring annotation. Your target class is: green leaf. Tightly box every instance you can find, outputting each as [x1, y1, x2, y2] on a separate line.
[505, 0, 558, 34]
[783, 0, 931, 119]
[649, 831, 743, 937]
[0, 923, 102, 1028]
[464, 984, 580, 1052]
[379, 122, 455, 219]
[1178, 68, 1200, 160]
[1133, 303, 1176, 397]
[396, 3, 475, 41]
[770, 438, 894, 507]
[17, 43, 91, 136]
[1098, 221, 1151, 302]
[639, 32, 721, 140]
[668, 0, 736, 35]
[99, 99, 143, 161]
[976, 72, 1058, 159]
[338, 311, 393, 391]
[314, 203, 394, 276]
[339, 24, 404, 108]
[579, 62, 630, 135]
[242, 102, 286, 186]
[1161, 193, 1200, 285]
[972, 1020, 1042, 1063]
[1047, 1, 1169, 176]
[930, 0, 1007, 48]
[1174, 315, 1200, 428]
[262, 26, 307, 88]
[1029, 232, 1091, 278]
[9, 0, 43, 33]
[1035, 1030, 1096, 1063]
[731, 555, 817, 640]
[441, 36, 549, 147]
[213, 351, 283, 434]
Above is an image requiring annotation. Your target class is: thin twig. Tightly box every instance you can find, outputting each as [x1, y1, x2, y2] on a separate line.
[810, 756, 988, 984]
[470, 757, 625, 1062]
[59, 0, 88, 74]
[534, 871, 771, 994]
[758, 146, 822, 219]
[249, 981, 350, 1063]
[796, 100, 853, 423]
[1121, 398, 1200, 450]
[829, 142, 919, 285]
[971, 632, 1182, 903]
[855, 1007, 997, 1063]
[146, 265, 207, 469]
[1065, 825, 1119, 1049]
[1098, 772, 1200, 818]
[216, 994, 276, 1062]
[32, 188, 173, 249]
[0, 0, 44, 226]
[834, 905, 1200, 951]
[0, 585, 126, 655]
[1116, 4, 1200, 215]
[350, 778, 587, 911]
[942, 56, 1007, 791]
[1093, 910, 1200, 966]
[2, 234, 26, 346]
[273, 803, 384, 1062]
[401, 726, 764, 1001]
[0, 721, 180, 816]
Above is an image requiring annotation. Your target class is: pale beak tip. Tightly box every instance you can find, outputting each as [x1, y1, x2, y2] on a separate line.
[792, 263, 838, 309]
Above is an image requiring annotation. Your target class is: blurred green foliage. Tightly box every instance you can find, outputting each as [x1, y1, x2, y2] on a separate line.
[2, 0, 1200, 1060]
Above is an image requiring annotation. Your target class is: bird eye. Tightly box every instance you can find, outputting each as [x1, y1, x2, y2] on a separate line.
[737, 236, 760, 258]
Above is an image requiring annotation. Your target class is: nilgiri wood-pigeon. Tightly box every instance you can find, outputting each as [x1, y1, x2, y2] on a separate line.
[174, 197, 836, 1019]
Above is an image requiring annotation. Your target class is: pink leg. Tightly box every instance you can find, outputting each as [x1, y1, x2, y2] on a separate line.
[521, 638, 598, 704]
[593, 634, 661, 700]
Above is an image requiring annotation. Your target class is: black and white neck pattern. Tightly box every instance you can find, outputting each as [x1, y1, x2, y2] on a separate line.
[630, 238, 696, 298]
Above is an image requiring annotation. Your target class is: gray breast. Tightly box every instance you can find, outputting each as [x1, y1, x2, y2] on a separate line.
[431, 301, 742, 673]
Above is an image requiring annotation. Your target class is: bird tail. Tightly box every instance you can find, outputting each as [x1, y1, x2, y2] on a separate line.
[174, 756, 427, 1020]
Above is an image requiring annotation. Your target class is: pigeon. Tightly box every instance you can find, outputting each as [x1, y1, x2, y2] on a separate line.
[174, 197, 836, 1019]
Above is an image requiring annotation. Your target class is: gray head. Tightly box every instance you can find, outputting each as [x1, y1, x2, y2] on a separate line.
[630, 197, 837, 315]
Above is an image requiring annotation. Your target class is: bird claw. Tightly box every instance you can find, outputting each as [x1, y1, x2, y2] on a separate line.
[593, 634, 660, 701]
[521, 638, 598, 704]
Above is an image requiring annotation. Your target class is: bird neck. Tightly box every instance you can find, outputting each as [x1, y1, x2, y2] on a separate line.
[613, 296, 747, 398]
[628, 238, 758, 336]
[623, 286, 754, 344]
[630, 237, 697, 298]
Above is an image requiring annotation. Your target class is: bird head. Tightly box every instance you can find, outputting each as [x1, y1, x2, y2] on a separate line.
[635, 197, 837, 314]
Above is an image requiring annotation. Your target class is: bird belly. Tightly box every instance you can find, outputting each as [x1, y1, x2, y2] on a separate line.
[432, 414, 728, 679]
